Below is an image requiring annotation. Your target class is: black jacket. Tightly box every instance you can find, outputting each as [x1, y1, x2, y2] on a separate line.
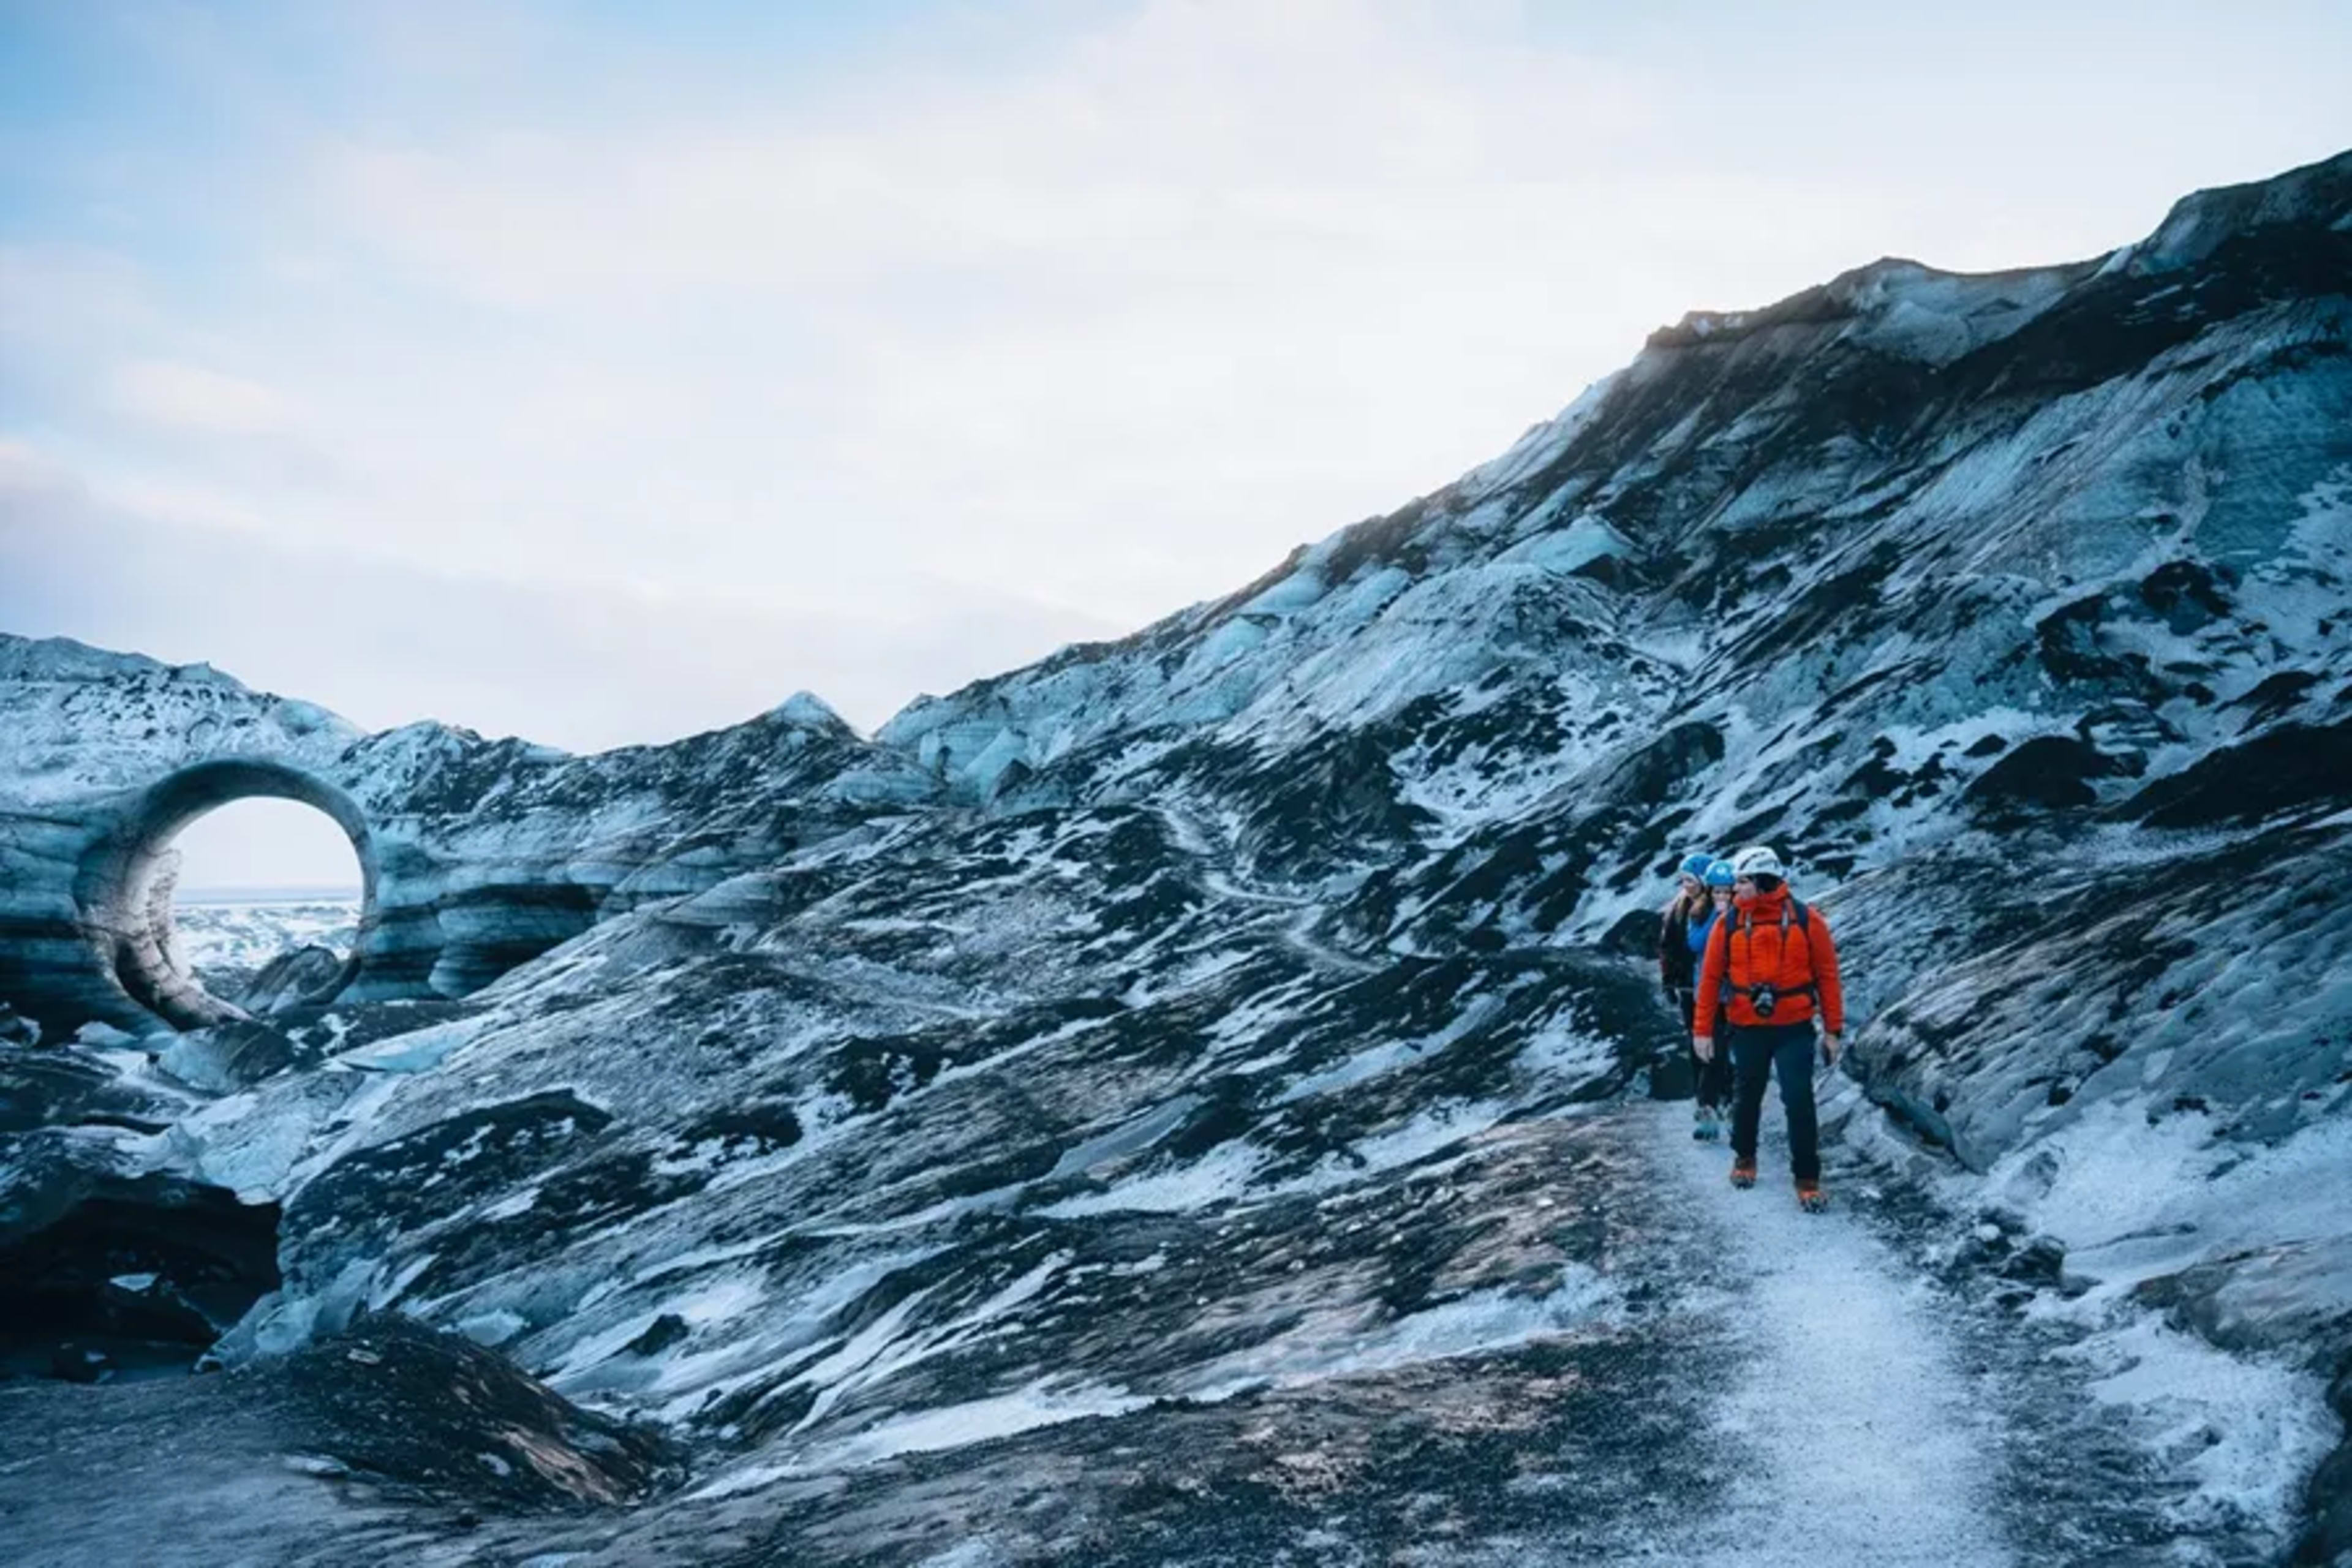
[1659, 897, 1702, 992]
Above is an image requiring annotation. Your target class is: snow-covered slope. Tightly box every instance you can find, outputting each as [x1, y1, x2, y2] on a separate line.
[4, 149, 2350, 1566]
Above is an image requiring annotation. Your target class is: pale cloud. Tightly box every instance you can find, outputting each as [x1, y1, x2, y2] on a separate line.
[257, 0, 1841, 622]
[110, 359, 298, 434]
[81, 471, 275, 534]
[0, 244, 156, 342]
[0, 438, 62, 486]
[312, 3, 1656, 311]
[0, 452, 1126, 744]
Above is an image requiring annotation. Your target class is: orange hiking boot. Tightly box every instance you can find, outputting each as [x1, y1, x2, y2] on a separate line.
[1730, 1156, 1757, 1189]
[1796, 1179, 1827, 1213]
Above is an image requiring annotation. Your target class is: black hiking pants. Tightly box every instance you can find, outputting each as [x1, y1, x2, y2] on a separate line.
[1730, 1022, 1820, 1182]
[1678, 991, 1733, 1109]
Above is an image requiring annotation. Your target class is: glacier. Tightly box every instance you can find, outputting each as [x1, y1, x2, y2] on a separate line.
[2, 149, 2350, 1566]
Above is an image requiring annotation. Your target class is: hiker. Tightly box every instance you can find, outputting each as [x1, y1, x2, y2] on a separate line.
[1694, 845, 1845, 1210]
[1688, 858, 1738, 1139]
[1657, 851, 1714, 1128]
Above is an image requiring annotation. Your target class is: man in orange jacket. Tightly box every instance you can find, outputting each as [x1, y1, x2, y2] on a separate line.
[1693, 845, 1845, 1211]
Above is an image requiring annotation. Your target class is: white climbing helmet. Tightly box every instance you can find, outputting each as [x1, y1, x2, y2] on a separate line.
[1729, 844, 1786, 880]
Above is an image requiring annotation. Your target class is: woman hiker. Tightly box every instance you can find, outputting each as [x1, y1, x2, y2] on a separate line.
[1657, 851, 1722, 1136]
[1693, 845, 1845, 1210]
[1688, 857, 1738, 1138]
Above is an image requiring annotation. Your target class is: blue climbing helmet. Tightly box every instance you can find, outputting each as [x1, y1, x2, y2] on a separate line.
[1677, 851, 1714, 880]
[1704, 858, 1736, 889]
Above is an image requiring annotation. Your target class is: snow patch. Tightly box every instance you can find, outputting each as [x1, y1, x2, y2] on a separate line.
[688, 1381, 1146, 1496]
[1184, 1263, 1615, 1403]
[2062, 1316, 2334, 1542]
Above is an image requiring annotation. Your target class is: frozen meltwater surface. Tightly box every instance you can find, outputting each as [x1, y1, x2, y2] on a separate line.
[171, 893, 360, 976]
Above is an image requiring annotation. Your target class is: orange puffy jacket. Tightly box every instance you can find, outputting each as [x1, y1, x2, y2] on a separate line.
[1694, 888, 1844, 1034]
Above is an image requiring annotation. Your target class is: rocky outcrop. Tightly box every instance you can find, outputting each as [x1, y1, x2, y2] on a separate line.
[228, 945, 348, 1017]
[0, 639, 938, 1037]
[0, 1312, 679, 1565]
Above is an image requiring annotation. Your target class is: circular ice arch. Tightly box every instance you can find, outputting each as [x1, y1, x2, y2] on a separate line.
[75, 759, 380, 1031]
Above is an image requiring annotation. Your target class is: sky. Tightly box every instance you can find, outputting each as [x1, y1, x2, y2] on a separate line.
[172, 795, 363, 896]
[5, 0, 2351, 794]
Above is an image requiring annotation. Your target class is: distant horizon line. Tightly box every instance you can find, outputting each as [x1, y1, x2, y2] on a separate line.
[176, 883, 363, 906]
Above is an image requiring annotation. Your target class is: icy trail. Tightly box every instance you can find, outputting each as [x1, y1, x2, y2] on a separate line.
[1652, 1099, 2015, 1568]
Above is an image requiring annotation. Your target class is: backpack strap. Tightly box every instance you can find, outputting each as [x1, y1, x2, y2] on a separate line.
[1730, 897, 1820, 1006]
[1782, 897, 1819, 1003]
